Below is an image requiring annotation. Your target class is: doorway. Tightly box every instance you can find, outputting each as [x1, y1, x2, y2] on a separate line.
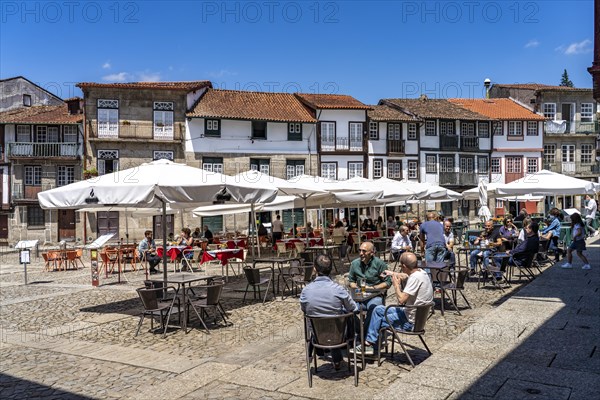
[97, 211, 119, 238]
[561, 103, 574, 133]
[58, 209, 76, 241]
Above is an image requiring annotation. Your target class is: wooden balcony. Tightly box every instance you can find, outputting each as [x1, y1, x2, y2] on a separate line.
[388, 140, 405, 154]
[89, 121, 185, 141]
[7, 142, 80, 160]
[440, 135, 459, 150]
[12, 183, 54, 201]
[460, 136, 480, 151]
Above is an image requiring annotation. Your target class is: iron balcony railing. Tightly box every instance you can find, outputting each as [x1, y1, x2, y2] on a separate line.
[460, 136, 479, 151]
[388, 140, 405, 154]
[7, 142, 80, 158]
[90, 121, 184, 141]
[440, 135, 459, 149]
[544, 120, 599, 135]
[543, 162, 600, 176]
[321, 137, 363, 151]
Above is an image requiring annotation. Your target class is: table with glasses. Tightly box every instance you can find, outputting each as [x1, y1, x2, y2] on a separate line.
[350, 288, 386, 369]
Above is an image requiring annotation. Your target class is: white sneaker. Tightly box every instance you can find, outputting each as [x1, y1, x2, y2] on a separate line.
[582, 264, 591, 270]
[594, 231, 599, 237]
[560, 262, 573, 269]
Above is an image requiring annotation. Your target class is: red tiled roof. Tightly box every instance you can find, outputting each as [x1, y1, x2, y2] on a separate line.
[187, 89, 316, 123]
[0, 104, 82, 124]
[295, 93, 370, 110]
[382, 98, 489, 120]
[367, 105, 419, 122]
[492, 83, 592, 92]
[77, 81, 212, 91]
[448, 98, 545, 121]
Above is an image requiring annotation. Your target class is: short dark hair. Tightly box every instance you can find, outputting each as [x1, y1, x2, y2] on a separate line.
[529, 222, 539, 234]
[314, 254, 332, 276]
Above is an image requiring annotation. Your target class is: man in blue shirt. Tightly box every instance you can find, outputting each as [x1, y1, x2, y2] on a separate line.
[301, 254, 358, 370]
[541, 208, 564, 261]
[419, 212, 446, 263]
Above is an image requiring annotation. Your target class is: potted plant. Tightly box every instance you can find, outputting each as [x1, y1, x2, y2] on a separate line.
[83, 167, 98, 179]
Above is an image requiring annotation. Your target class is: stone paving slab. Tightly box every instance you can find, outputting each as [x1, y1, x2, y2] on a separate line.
[219, 366, 301, 391]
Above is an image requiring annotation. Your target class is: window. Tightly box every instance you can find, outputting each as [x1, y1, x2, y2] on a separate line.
[527, 121, 538, 136]
[153, 151, 174, 161]
[97, 150, 119, 175]
[440, 121, 455, 136]
[491, 158, 501, 174]
[508, 121, 523, 137]
[252, 121, 267, 139]
[23, 94, 32, 107]
[47, 126, 59, 142]
[387, 161, 402, 179]
[478, 156, 489, 174]
[36, 126, 47, 142]
[581, 103, 593, 122]
[527, 158, 538, 174]
[57, 166, 74, 187]
[27, 206, 45, 227]
[288, 123, 302, 141]
[506, 157, 522, 174]
[407, 160, 418, 179]
[349, 123, 363, 151]
[286, 160, 305, 180]
[63, 125, 78, 142]
[459, 157, 474, 174]
[581, 144, 594, 164]
[97, 99, 119, 137]
[461, 122, 475, 136]
[25, 166, 42, 186]
[368, 121, 378, 139]
[348, 162, 363, 179]
[387, 123, 401, 141]
[16, 125, 31, 142]
[407, 123, 417, 140]
[153, 102, 174, 139]
[205, 119, 220, 137]
[493, 121, 503, 136]
[440, 156, 454, 173]
[478, 122, 489, 138]
[203, 157, 223, 173]
[373, 159, 383, 178]
[425, 154, 437, 173]
[562, 145, 575, 162]
[425, 120, 436, 136]
[320, 122, 335, 150]
[543, 144, 556, 164]
[250, 158, 270, 175]
[321, 163, 337, 180]
[543, 103, 556, 119]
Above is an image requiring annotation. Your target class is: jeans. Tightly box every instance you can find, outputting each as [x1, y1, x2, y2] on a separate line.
[358, 295, 384, 334]
[142, 253, 161, 269]
[425, 244, 446, 263]
[365, 305, 412, 345]
[444, 250, 456, 268]
[470, 249, 492, 271]
[585, 217, 597, 235]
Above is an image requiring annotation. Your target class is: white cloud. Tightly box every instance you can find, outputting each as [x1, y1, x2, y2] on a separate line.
[102, 72, 129, 82]
[138, 72, 161, 82]
[556, 39, 592, 55]
[207, 69, 237, 78]
[524, 39, 539, 48]
[102, 62, 111, 69]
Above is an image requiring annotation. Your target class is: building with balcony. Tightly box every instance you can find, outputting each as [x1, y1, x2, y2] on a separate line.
[490, 83, 599, 210]
[186, 88, 317, 230]
[0, 99, 83, 243]
[294, 93, 370, 181]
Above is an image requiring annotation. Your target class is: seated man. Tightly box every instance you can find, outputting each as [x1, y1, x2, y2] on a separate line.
[443, 220, 456, 268]
[496, 222, 540, 276]
[391, 225, 412, 261]
[138, 230, 161, 274]
[348, 241, 391, 329]
[469, 221, 502, 276]
[355, 252, 433, 355]
[540, 208, 564, 261]
[300, 254, 358, 370]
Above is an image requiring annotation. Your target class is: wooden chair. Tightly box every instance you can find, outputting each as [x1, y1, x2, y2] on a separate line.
[276, 242, 293, 258]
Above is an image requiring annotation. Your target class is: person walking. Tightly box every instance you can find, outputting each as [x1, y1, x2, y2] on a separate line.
[584, 195, 598, 238]
[271, 214, 284, 245]
[561, 213, 591, 270]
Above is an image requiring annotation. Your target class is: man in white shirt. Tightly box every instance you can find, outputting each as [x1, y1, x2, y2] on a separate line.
[271, 214, 284, 245]
[584, 195, 598, 237]
[443, 220, 456, 268]
[391, 225, 412, 260]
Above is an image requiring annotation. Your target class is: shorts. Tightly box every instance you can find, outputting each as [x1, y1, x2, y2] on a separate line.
[569, 239, 586, 252]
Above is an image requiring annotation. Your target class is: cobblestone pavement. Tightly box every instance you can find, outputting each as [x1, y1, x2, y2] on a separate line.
[0, 247, 556, 399]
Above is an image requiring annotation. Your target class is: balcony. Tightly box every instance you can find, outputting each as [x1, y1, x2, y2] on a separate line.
[7, 142, 80, 159]
[439, 172, 478, 186]
[544, 120, 599, 135]
[388, 140, 405, 154]
[461, 136, 479, 151]
[321, 137, 363, 152]
[89, 121, 184, 141]
[440, 135, 459, 150]
[12, 183, 55, 201]
[544, 162, 599, 176]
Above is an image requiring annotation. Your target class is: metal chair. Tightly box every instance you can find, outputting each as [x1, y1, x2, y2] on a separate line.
[439, 267, 472, 315]
[290, 262, 314, 297]
[242, 267, 272, 304]
[304, 313, 358, 387]
[188, 282, 228, 333]
[135, 286, 178, 338]
[276, 242, 293, 257]
[377, 302, 433, 368]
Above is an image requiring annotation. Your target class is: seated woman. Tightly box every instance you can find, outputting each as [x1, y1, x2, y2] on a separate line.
[290, 223, 299, 238]
[305, 222, 314, 237]
[332, 221, 348, 241]
[177, 228, 194, 260]
[540, 208, 564, 261]
[499, 217, 518, 250]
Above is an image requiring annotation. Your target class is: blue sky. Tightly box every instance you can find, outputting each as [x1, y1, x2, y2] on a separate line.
[0, 0, 594, 104]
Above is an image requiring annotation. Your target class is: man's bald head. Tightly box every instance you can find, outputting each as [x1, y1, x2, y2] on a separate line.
[400, 252, 418, 270]
[427, 212, 437, 221]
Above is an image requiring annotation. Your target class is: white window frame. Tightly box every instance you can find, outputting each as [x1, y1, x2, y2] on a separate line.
[506, 157, 522, 174]
[16, 125, 31, 142]
[543, 103, 556, 120]
[25, 165, 42, 186]
[407, 123, 417, 140]
[527, 158, 538, 174]
[203, 157, 223, 174]
[97, 99, 119, 138]
[439, 156, 454, 173]
[581, 144, 594, 164]
[63, 125, 78, 142]
[478, 122, 489, 138]
[491, 158, 501, 174]
[459, 157, 474, 174]
[153, 102, 174, 139]
[47, 126, 59, 142]
[97, 150, 119, 175]
[407, 160, 418, 179]
[373, 159, 383, 178]
[493, 121, 503, 136]
[368, 121, 378, 139]
[562, 145, 575, 163]
[425, 121, 436, 136]
[36, 126, 47, 142]
[461, 122, 475, 137]
[387, 123, 401, 141]
[320, 122, 335, 151]
[527, 121, 538, 136]
[321, 162, 337, 180]
[349, 123, 363, 151]
[543, 144, 556, 164]
[508, 121, 523, 136]
[478, 156, 489, 174]
[387, 161, 402, 179]
[348, 162, 363, 179]
[425, 154, 437, 174]
[153, 151, 174, 161]
[581, 103, 593, 122]
[57, 165, 75, 187]
[286, 160, 305, 180]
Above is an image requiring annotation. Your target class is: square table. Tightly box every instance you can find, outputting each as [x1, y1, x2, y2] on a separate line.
[305, 245, 341, 273]
[350, 288, 386, 369]
[252, 256, 300, 297]
[201, 248, 244, 281]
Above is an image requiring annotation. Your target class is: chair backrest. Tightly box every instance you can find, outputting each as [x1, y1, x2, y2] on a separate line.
[430, 267, 451, 284]
[42, 253, 49, 262]
[306, 313, 354, 347]
[332, 235, 345, 245]
[204, 283, 224, 305]
[76, 248, 83, 258]
[294, 241, 306, 253]
[276, 242, 287, 252]
[300, 265, 314, 282]
[136, 287, 161, 310]
[244, 267, 261, 285]
[374, 240, 386, 253]
[454, 268, 469, 289]
[410, 302, 433, 333]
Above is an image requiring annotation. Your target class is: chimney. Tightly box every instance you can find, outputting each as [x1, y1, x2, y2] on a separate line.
[65, 97, 83, 115]
[419, 94, 428, 101]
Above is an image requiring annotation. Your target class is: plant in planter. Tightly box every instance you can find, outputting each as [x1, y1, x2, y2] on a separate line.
[83, 167, 98, 179]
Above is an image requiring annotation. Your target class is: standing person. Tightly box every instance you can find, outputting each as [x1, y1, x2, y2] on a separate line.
[391, 225, 412, 260]
[561, 213, 592, 270]
[584, 195, 598, 238]
[442, 220, 456, 268]
[419, 212, 447, 263]
[271, 214, 284, 245]
[348, 241, 391, 329]
[541, 208, 564, 261]
[138, 230, 161, 274]
[353, 252, 433, 355]
[300, 254, 358, 370]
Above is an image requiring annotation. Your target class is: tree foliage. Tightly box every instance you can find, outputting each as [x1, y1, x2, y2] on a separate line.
[560, 69, 574, 87]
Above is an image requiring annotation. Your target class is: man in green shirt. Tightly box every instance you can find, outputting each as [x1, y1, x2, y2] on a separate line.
[348, 241, 392, 328]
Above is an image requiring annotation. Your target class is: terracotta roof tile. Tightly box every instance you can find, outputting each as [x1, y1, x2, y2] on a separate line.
[77, 81, 212, 91]
[0, 104, 82, 124]
[382, 98, 489, 120]
[448, 98, 545, 121]
[295, 93, 370, 110]
[492, 83, 592, 92]
[368, 105, 419, 122]
[187, 89, 316, 123]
